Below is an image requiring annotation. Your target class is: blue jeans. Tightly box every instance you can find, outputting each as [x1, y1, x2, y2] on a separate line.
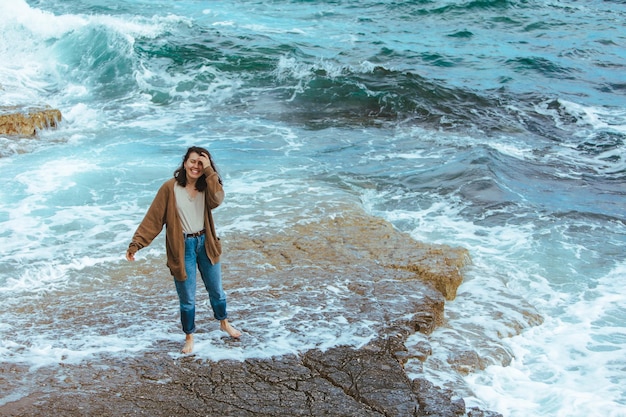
[174, 234, 227, 334]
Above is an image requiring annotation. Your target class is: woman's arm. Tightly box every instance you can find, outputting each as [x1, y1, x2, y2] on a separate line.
[126, 182, 170, 260]
[199, 152, 224, 209]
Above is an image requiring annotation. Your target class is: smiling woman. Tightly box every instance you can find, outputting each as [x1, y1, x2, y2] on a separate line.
[126, 146, 241, 354]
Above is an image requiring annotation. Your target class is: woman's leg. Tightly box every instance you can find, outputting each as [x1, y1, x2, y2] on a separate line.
[197, 236, 240, 338]
[173, 236, 199, 352]
[196, 252, 227, 320]
[174, 274, 197, 334]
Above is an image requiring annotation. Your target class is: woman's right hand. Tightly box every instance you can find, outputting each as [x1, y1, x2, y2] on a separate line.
[198, 151, 213, 172]
[126, 249, 135, 261]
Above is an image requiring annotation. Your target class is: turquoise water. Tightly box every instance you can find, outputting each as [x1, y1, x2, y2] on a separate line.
[1, 1, 625, 415]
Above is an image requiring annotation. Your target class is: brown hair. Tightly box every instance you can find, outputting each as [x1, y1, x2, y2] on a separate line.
[174, 146, 222, 191]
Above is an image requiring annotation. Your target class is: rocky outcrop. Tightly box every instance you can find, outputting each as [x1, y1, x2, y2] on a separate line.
[0, 106, 62, 136]
[0, 206, 502, 417]
[224, 207, 470, 303]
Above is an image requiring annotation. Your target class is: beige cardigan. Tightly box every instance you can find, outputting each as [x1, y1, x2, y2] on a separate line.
[127, 166, 224, 281]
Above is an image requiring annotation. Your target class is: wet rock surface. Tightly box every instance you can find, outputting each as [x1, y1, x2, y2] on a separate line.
[0, 106, 62, 136]
[0, 207, 502, 416]
[2, 341, 501, 417]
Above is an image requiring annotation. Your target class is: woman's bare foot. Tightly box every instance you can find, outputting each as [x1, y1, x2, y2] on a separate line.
[182, 334, 194, 354]
[220, 319, 241, 338]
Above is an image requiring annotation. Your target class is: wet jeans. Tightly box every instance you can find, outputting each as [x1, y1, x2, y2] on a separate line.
[174, 234, 227, 334]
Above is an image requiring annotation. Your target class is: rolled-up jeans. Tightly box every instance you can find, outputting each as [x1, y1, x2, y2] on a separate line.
[174, 234, 227, 334]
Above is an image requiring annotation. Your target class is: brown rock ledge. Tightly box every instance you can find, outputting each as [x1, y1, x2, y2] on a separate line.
[0, 207, 501, 417]
[0, 106, 62, 136]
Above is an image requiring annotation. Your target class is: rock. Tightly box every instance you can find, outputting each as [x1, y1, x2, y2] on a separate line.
[467, 408, 504, 417]
[0, 106, 62, 136]
[447, 350, 486, 375]
[1, 341, 502, 417]
[224, 206, 470, 303]
[412, 378, 467, 417]
[304, 340, 420, 416]
[0, 206, 502, 417]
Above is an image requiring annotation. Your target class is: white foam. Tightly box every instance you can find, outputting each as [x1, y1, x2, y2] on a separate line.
[465, 306, 626, 416]
[15, 159, 89, 195]
[0, 332, 156, 370]
[558, 99, 626, 134]
[185, 317, 377, 363]
[488, 142, 535, 160]
[0, 0, 180, 41]
[0, 0, 86, 40]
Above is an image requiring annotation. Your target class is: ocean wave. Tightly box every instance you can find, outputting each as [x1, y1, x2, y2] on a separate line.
[506, 56, 575, 78]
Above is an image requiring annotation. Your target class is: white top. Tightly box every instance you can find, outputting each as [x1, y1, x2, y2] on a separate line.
[174, 183, 205, 234]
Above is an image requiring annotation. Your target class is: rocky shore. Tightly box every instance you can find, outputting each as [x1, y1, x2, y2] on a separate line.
[0, 205, 502, 416]
[2, 340, 500, 417]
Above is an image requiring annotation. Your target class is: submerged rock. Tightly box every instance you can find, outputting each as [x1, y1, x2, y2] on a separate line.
[0, 106, 62, 136]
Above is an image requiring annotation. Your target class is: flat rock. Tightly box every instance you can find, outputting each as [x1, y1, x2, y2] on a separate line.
[1, 342, 499, 417]
[0, 206, 502, 417]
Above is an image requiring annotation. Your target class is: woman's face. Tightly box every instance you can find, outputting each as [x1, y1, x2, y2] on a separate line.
[184, 152, 204, 181]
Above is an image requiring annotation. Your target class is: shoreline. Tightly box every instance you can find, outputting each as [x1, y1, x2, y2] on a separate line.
[1, 207, 502, 416]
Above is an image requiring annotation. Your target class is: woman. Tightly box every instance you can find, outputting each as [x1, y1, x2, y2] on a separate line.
[126, 146, 240, 354]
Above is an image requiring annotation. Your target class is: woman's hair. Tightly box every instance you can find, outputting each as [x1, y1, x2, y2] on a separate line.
[174, 146, 222, 191]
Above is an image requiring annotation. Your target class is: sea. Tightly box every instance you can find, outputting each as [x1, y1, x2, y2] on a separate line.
[1, 0, 625, 416]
